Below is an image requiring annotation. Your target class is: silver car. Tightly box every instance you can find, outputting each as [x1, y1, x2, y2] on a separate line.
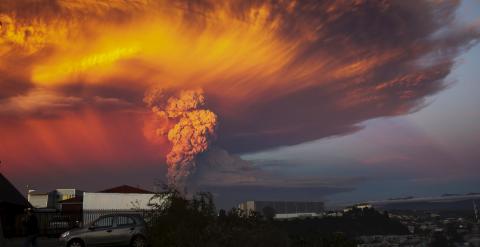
[59, 213, 147, 247]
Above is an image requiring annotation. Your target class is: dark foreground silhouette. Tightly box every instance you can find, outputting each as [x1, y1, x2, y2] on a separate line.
[145, 187, 408, 247]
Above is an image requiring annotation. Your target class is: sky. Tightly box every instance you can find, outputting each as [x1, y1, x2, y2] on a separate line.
[0, 0, 479, 209]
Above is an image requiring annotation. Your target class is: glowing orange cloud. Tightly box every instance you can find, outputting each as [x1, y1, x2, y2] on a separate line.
[0, 0, 478, 182]
[0, 110, 165, 173]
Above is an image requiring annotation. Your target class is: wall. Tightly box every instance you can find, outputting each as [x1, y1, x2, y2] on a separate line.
[82, 192, 162, 225]
[61, 203, 82, 213]
[28, 194, 49, 208]
[83, 192, 161, 210]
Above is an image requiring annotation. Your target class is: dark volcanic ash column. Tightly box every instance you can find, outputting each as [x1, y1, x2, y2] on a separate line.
[144, 88, 218, 186]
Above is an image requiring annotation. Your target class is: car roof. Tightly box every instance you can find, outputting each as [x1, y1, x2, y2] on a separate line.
[99, 213, 142, 217]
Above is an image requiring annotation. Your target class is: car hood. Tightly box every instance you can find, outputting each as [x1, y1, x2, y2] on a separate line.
[66, 227, 90, 236]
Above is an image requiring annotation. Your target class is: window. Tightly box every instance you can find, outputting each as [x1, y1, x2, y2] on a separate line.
[92, 216, 113, 228]
[116, 216, 135, 227]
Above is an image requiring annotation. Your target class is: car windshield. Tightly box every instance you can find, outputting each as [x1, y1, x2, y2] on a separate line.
[92, 216, 113, 228]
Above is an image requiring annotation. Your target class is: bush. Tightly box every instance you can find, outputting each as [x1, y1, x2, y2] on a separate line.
[145, 186, 367, 247]
[146, 186, 288, 247]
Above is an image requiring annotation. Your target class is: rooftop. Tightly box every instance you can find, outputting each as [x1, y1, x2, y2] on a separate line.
[99, 185, 153, 194]
[0, 173, 31, 207]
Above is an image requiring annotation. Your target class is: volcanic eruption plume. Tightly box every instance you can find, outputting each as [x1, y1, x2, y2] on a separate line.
[144, 88, 218, 186]
[0, 0, 479, 192]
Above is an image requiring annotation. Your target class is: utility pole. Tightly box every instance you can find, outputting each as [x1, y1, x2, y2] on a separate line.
[474, 200, 479, 224]
[26, 184, 31, 200]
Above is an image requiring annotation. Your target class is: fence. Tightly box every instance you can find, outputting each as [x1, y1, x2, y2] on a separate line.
[34, 212, 82, 236]
[34, 209, 155, 237]
[83, 209, 154, 225]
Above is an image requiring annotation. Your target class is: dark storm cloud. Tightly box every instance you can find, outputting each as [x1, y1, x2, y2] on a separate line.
[211, 0, 479, 153]
[187, 147, 363, 208]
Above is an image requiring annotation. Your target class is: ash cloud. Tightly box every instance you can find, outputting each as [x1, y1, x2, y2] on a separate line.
[210, 0, 480, 153]
[0, 0, 478, 190]
[144, 88, 218, 186]
[190, 147, 363, 209]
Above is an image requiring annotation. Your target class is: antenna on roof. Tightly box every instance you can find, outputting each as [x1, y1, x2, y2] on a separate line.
[25, 184, 32, 198]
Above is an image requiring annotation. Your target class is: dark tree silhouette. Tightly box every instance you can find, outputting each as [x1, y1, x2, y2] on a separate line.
[146, 185, 288, 247]
[145, 185, 406, 247]
[262, 206, 276, 221]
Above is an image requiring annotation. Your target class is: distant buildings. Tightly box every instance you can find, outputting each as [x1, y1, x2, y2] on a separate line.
[26, 185, 158, 212]
[28, 188, 83, 210]
[24, 184, 161, 232]
[343, 203, 372, 213]
[238, 200, 324, 219]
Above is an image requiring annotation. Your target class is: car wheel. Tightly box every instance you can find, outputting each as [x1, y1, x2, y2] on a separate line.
[68, 239, 84, 247]
[131, 236, 146, 247]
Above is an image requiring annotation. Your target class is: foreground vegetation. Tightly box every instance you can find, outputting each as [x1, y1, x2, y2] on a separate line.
[146, 187, 407, 247]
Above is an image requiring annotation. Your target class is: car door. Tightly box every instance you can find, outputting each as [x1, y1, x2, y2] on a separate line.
[86, 216, 115, 246]
[112, 215, 137, 245]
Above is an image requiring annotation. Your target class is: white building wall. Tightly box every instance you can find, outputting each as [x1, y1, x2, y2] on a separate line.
[83, 192, 160, 210]
[28, 194, 49, 208]
[82, 192, 163, 225]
